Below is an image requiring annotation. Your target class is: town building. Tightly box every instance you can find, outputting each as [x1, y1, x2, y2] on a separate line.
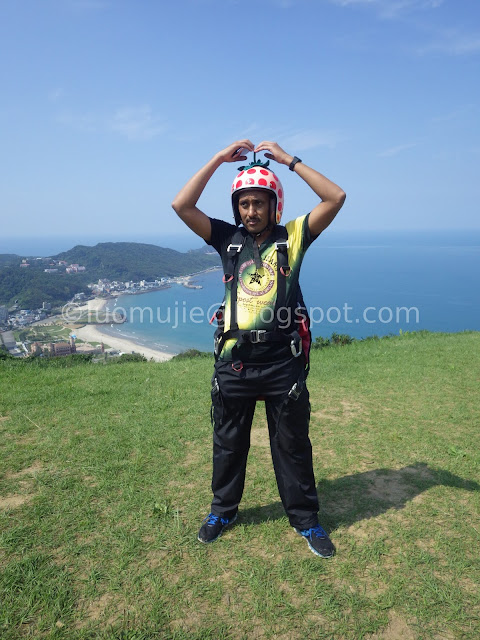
[30, 336, 105, 358]
[49, 339, 77, 356]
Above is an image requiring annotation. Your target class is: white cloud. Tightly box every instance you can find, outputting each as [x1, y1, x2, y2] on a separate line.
[329, 0, 376, 5]
[267, 0, 297, 7]
[431, 105, 474, 124]
[67, 0, 110, 10]
[226, 0, 299, 7]
[417, 29, 480, 56]
[280, 129, 346, 151]
[328, 0, 445, 18]
[57, 105, 167, 141]
[109, 106, 167, 141]
[378, 142, 417, 157]
[231, 125, 346, 152]
[57, 111, 97, 132]
[48, 88, 64, 103]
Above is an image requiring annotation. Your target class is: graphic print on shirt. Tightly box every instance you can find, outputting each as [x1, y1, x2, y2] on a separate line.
[239, 260, 275, 296]
[235, 259, 277, 328]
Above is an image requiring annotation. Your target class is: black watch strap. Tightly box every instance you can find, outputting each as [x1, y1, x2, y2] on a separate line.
[289, 156, 302, 171]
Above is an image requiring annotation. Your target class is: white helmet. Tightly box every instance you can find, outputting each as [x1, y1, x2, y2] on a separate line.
[231, 160, 284, 227]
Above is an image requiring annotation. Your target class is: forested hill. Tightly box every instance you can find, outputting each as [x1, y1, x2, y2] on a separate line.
[0, 242, 219, 308]
[0, 254, 20, 266]
[54, 242, 219, 281]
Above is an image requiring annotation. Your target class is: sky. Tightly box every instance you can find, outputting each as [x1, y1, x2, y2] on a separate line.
[1, 0, 479, 252]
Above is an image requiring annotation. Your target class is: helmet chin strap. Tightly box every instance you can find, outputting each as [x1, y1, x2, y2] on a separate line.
[248, 207, 275, 269]
[250, 226, 267, 269]
[251, 222, 272, 239]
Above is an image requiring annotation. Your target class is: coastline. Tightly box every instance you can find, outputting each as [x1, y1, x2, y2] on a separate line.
[73, 298, 174, 362]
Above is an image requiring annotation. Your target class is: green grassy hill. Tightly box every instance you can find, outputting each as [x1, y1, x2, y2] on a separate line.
[1, 331, 479, 639]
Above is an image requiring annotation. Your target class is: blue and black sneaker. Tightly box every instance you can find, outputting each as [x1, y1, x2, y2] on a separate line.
[294, 524, 336, 558]
[197, 512, 238, 543]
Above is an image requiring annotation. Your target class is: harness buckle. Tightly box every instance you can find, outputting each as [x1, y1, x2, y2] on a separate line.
[227, 243, 243, 254]
[288, 382, 301, 401]
[212, 377, 220, 395]
[290, 336, 302, 358]
[250, 330, 267, 344]
[275, 240, 289, 251]
[214, 334, 222, 356]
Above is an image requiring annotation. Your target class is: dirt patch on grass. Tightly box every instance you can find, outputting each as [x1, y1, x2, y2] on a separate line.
[321, 463, 439, 528]
[5, 461, 44, 480]
[145, 548, 169, 569]
[4, 433, 38, 445]
[459, 576, 479, 595]
[0, 416, 9, 422]
[0, 462, 43, 510]
[340, 398, 364, 416]
[75, 592, 131, 629]
[180, 442, 202, 468]
[167, 478, 198, 494]
[251, 424, 270, 448]
[415, 538, 437, 553]
[367, 473, 411, 505]
[313, 398, 366, 425]
[366, 464, 435, 508]
[345, 517, 392, 543]
[367, 610, 416, 639]
[250, 411, 270, 448]
[0, 493, 32, 510]
[78, 593, 114, 623]
[170, 600, 212, 634]
[82, 475, 99, 487]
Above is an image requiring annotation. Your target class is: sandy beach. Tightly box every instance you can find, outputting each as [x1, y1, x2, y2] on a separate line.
[72, 298, 174, 362]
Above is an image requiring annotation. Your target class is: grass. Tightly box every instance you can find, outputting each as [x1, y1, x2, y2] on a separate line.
[14, 324, 73, 344]
[0, 330, 479, 639]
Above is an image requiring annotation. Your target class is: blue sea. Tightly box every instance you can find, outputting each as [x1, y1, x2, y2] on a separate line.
[96, 230, 480, 354]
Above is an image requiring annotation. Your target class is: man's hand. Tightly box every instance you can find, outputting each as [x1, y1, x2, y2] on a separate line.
[172, 139, 253, 243]
[255, 140, 346, 236]
[215, 140, 255, 164]
[254, 141, 293, 167]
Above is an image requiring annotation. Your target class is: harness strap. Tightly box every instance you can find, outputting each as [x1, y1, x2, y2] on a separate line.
[229, 248, 242, 334]
[252, 241, 263, 269]
[223, 237, 245, 283]
[273, 234, 290, 324]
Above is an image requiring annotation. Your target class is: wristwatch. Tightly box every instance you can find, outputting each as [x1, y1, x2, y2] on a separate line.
[289, 156, 302, 171]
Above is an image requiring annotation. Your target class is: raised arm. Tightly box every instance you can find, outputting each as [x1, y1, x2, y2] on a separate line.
[171, 140, 255, 243]
[254, 141, 346, 236]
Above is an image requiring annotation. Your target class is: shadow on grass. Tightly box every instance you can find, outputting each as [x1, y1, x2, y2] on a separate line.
[240, 463, 480, 530]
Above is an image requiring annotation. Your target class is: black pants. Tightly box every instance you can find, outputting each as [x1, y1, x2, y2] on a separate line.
[210, 357, 319, 530]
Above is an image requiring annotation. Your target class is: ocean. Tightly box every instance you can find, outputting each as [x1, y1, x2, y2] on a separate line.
[97, 230, 480, 354]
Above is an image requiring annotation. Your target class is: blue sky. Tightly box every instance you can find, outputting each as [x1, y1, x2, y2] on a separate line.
[1, 0, 479, 251]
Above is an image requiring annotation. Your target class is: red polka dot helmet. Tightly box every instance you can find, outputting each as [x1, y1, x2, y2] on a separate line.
[231, 159, 284, 227]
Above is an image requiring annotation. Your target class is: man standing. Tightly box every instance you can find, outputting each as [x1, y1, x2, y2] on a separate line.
[172, 140, 345, 557]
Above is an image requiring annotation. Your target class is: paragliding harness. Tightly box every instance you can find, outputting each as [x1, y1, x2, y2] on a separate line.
[211, 225, 312, 392]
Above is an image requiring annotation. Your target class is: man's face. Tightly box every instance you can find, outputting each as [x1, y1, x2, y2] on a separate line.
[237, 189, 272, 233]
